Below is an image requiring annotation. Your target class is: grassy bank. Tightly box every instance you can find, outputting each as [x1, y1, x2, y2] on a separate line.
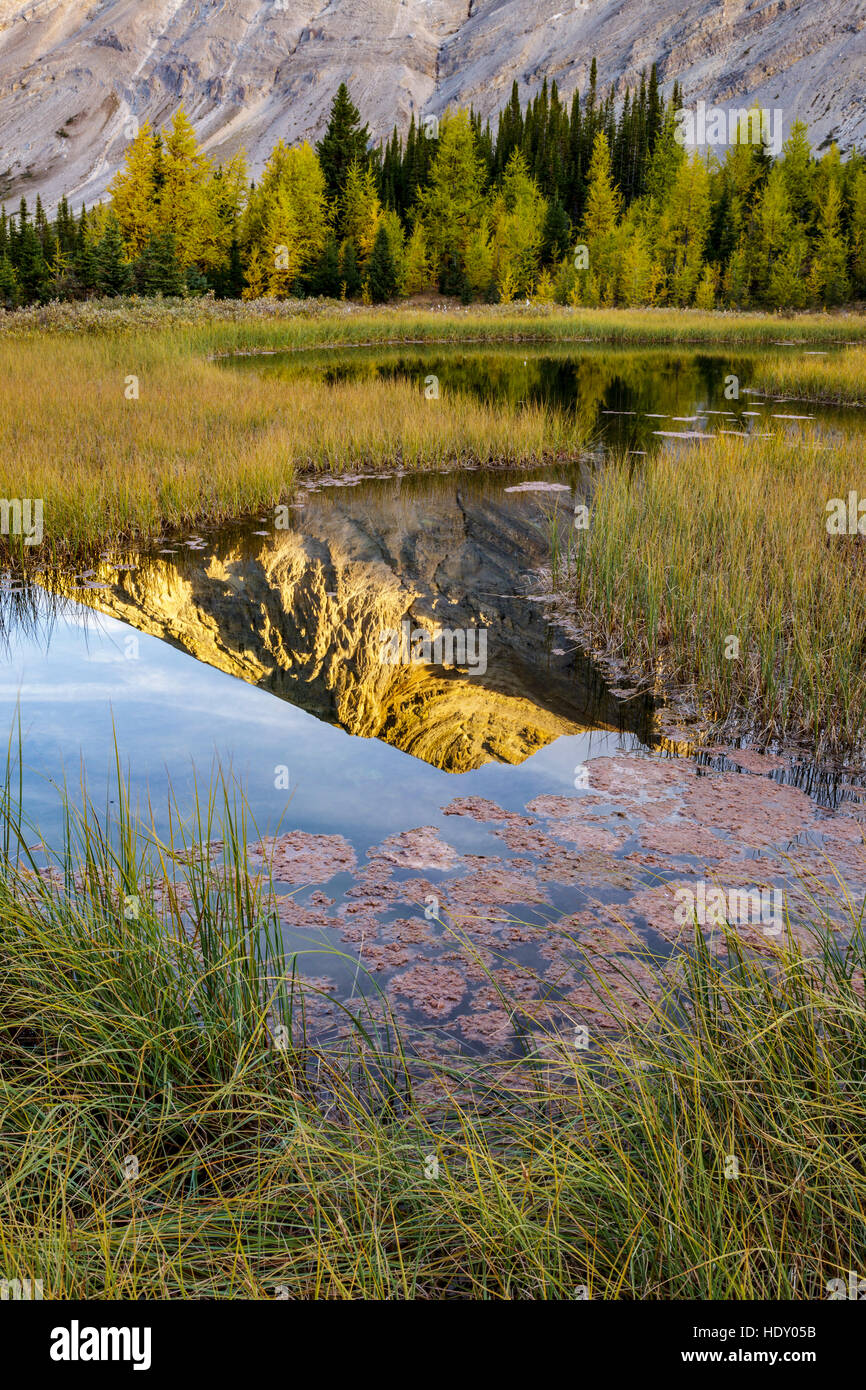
[0, 327, 585, 561]
[1, 772, 863, 1300]
[1, 298, 864, 560]
[560, 429, 866, 752]
[754, 344, 866, 405]
[3, 296, 866, 351]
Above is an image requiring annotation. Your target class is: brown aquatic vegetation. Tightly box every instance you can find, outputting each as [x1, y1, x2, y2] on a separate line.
[705, 746, 787, 774]
[441, 796, 532, 824]
[636, 823, 731, 859]
[443, 855, 550, 911]
[273, 894, 336, 930]
[358, 942, 414, 972]
[369, 826, 461, 872]
[391, 963, 468, 1017]
[679, 773, 814, 849]
[249, 830, 357, 885]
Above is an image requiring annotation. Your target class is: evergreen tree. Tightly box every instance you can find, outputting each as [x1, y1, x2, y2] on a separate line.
[213, 236, 246, 299]
[541, 198, 571, 264]
[73, 207, 100, 296]
[55, 195, 77, 257]
[13, 214, 51, 302]
[133, 230, 186, 296]
[0, 254, 19, 308]
[185, 264, 210, 296]
[34, 193, 57, 265]
[811, 181, 851, 306]
[647, 64, 663, 152]
[96, 213, 133, 295]
[849, 166, 866, 296]
[316, 84, 370, 223]
[5, 51, 865, 312]
[309, 232, 342, 297]
[367, 221, 397, 301]
[339, 239, 362, 297]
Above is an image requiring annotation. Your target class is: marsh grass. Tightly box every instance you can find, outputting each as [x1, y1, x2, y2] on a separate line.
[560, 429, 866, 751]
[0, 758, 864, 1299]
[5, 297, 866, 349]
[755, 343, 866, 405]
[2, 299, 864, 560]
[0, 330, 585, 561]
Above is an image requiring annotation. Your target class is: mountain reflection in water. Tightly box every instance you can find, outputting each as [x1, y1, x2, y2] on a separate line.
[42, 468, 653, 771]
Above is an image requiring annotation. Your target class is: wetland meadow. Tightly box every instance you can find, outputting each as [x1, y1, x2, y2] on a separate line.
[1, 299, 865, 1313]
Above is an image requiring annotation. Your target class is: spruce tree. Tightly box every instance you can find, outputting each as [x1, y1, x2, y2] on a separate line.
[647, 64, 663, 151]
[309, 232, 342, 297]
[96, 214, 133, 295]
[14, 220, 50, 303]
[565, 89, 583, 222]
[133, 230, 186, 296]
[316, 84, 370, 218]
[55, 195, 77, 256]
[541, 199, 571, 264]
[367, 222, 397, 302]
[224, 238, 245, 299]
[339, 239, 362, 298]
[184, 264, 210, 296]
[73, 208, 100, 297]
[0, 254, 19, 308]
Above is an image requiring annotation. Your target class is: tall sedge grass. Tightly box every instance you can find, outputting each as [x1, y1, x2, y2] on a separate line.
[755, 343, 866, 404]
[0, 331, 585, 560]
[0, 756, 864, 1299]
[562, 429, 866, 751]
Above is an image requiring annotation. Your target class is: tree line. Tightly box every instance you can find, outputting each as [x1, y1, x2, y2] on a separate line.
[0, 68, 863, 311]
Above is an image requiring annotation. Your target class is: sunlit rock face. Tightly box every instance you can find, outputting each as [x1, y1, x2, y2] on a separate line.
[55, 475, 647, 771]
[0, 0, 861, 209]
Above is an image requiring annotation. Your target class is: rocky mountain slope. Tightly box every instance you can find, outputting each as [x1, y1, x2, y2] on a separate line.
[0, 0, 863, 210]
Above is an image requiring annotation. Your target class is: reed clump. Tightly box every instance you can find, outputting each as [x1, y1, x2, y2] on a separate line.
[755, 343, 866, 405]
[562, 428, 866, 751]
